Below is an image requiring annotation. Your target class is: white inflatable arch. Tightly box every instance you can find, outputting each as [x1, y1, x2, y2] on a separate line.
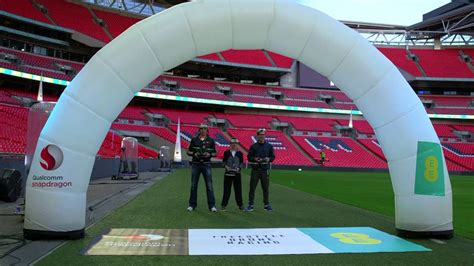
[24, 0, 453, 239]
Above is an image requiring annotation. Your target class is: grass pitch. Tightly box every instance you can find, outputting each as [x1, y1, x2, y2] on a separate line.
[38, 168, 474, 265]
[268, 169, 474, 240]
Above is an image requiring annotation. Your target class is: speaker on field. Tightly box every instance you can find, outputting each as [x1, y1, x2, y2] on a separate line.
[0, 168, 22, 202]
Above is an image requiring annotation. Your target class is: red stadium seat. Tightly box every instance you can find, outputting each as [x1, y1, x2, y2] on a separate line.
[221, 49, 272, 67]
[36, 0, 110, 43]
[378, 47, 422, 77]
[293, 136, 387, 169]
[1, 0, 51, 24]
[228, 128, 313, 166]
[412, 49, 474, 78]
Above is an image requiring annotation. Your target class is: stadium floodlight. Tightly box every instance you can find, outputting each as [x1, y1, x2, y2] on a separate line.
[24, 0, 452, 240]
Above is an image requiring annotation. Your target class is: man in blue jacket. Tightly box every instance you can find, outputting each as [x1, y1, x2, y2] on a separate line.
[186, 124, 217, 212]
[247, 128, 275, 212]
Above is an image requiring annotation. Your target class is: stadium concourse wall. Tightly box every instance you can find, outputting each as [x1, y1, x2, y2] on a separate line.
[24, 0, 453, 240]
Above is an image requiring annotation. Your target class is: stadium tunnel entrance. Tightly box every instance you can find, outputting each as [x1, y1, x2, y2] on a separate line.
[23, 0, 453, 240]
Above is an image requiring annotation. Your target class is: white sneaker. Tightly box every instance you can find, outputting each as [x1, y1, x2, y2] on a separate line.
[210, 207, 217, 212]
[187, 206, 194, 211]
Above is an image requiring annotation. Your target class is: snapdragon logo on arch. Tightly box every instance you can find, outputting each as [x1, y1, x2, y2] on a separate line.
[40, 144, 64, 171]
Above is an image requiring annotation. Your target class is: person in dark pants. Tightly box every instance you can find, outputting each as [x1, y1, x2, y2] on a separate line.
[221, 138, 244, 211]
[320, 150, 326, 165]
[247, 128, 275, 212]
[186, 124, 217, 212]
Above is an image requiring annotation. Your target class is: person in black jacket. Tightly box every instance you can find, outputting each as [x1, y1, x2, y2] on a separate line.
[246, 128, 275, 212]
[186, 124, 217, 212]
[221, 138, 244, 211]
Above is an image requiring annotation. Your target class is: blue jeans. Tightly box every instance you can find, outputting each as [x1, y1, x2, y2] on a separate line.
[189, 163, 216, 209]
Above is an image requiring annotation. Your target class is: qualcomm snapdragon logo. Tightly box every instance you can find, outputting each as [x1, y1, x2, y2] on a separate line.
[40, 144, 64, 171]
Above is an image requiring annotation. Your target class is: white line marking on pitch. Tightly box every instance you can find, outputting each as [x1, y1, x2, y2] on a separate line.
[430, 239, 446, 244]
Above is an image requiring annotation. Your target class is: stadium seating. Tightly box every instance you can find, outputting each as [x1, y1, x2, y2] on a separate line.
[0, 90, 22, 106]
[228, 128, 313, 166]
[332, 103, 358, 111]
[93, 9, 140, 38]
[197, 53, 222, 61]
[293, 136, 387, 169]
[357, 138, 470, 172]
[452, 125, 474, 133]
[159, 75, 217, 92]
[221, 50, 272, 67]
[433, 124, 457, 138]
[279, 117, 336, 132]
[357, 139, 386, 160]
[2, 2, 474, 171]
[411, 49, 474, 78]
[0, 105, 28, 154]
[442, 142, 474, 170]
[444, 159, 470, 172]
[336, 119, 374, 134]
[273, 87, 319, 100]
[117, 106, 148, 121]
[231, 95, 281, 105]
[0, 61, 19, 71]
[36, 0, 110, 43]
[230, 83, 270, 96]
[1, 0, 51, 24]
[421, 95, 472, 107]
[428, 108, 474, 115]
[214, 113, 275, 129]
[111, 123, 182, 147]
[378, 47, 423, 77]
[0, 104, 158, 157]
[319, 90, 352, 102]
[178, 89, 230, 101]
[0, 94, 472, 171]
[2, 47, 473, 115]
[171, 125, 229, 159]
[97, 131, 158, 158]
[146, 108, 211, 125]
[266, 51, 294, 68]
[141, 88, 177, 95]
[0, 47, 83, 79]
[282, 99, 331, 109]
[0, 87, 58, 102]
[461, 49, 474, 65]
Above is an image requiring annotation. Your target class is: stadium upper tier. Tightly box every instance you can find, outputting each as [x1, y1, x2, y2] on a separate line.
[1, 0, 51, 24]
[3, 0, 474, 74]
[36, 0, 111, 43]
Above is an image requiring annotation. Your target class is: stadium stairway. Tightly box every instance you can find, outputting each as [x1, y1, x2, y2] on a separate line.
[112, 123, 190, 160]
[411, 53, 428, 77]
[286, 134, 318, 165]
[146, 131, 191, 161]
[355, 139, 387, 162]
[263, 50, 277, 68]
[87, 6, 114, 41]
[219, 130, 249, 159]
[30, 0, 56, 24]
[446, 156, 471, 171]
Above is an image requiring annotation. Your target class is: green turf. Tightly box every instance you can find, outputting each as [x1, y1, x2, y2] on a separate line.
[268, 170, 474, 239]
[38, 169, 474, 265]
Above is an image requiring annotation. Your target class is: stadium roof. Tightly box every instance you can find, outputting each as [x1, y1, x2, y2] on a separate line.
[133, 0, 187, 8]
[407, 0, 474, 38]
[82, 0, 474, 46]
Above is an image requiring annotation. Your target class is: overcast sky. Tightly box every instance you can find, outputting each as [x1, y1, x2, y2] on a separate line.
[296, 0, 451, 26]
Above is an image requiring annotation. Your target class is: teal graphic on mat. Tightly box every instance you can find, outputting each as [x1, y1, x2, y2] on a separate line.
[415, 141, 445, 196]
[298, 227, 431, 253]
